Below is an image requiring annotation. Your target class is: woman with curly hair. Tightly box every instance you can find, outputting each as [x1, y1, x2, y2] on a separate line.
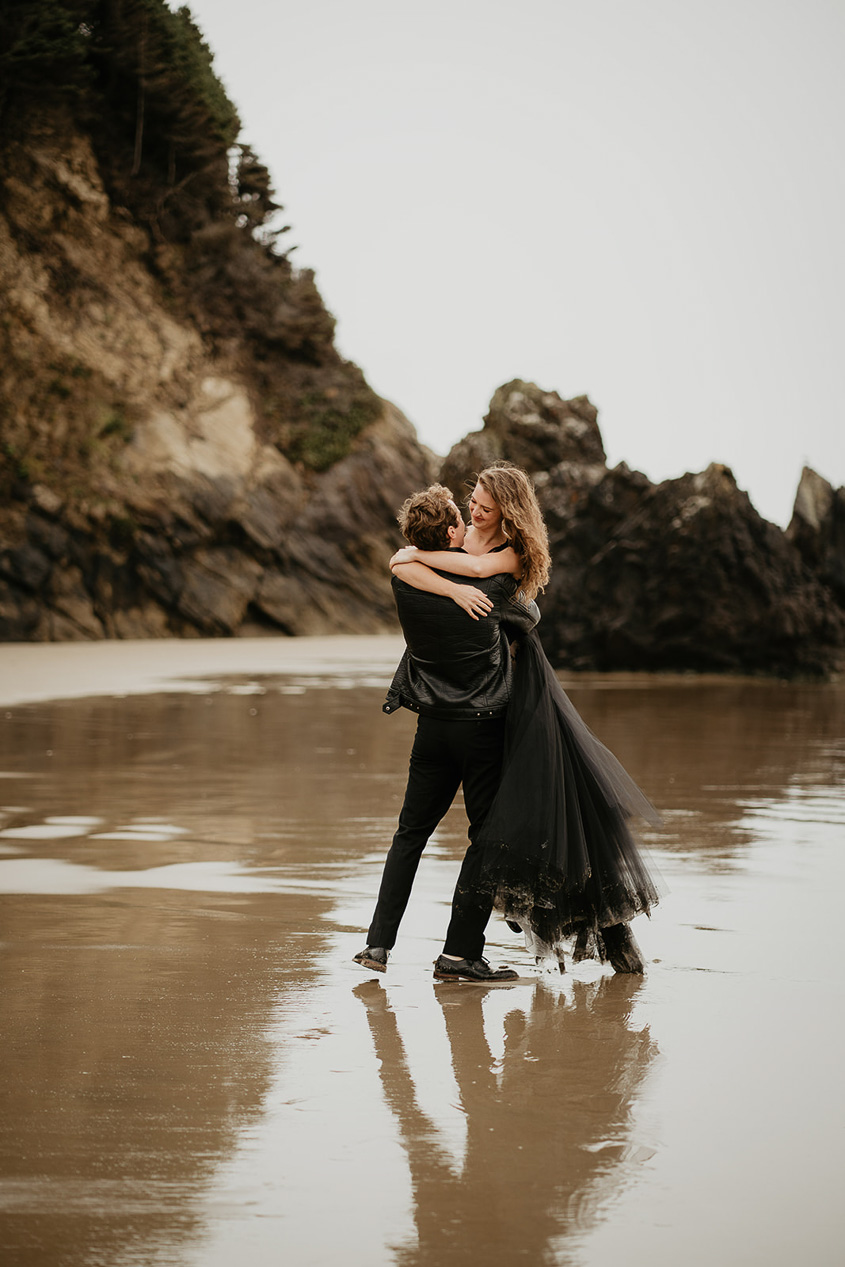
[390, 461, 661, 973]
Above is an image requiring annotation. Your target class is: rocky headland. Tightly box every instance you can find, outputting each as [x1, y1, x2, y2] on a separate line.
[441, 383, 844, 676]
[0, 3, 435, 640]
[1, 3, 842, 675]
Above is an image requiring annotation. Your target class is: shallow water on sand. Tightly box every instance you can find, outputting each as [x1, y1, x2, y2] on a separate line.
[0, 639, 842, 1266]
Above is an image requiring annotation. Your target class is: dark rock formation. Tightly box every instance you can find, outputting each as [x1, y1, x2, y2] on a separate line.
[441, 381, 606, 495]
[786, 467, 845, 607]
[440, 381, 845, 677]
[0, 401, 434, 641]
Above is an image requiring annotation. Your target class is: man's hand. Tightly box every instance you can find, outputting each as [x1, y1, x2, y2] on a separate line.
[449, 584, 493, 620]
[390, 546, 420, 567]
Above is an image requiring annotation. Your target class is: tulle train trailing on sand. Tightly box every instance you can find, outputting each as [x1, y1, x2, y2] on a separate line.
[473, 631, 663, 948]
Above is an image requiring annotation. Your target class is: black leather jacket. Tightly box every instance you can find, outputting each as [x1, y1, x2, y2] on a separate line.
[383, 570, 541, 720]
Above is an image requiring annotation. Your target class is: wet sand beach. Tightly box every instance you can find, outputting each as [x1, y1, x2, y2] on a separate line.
[0, 638, 842, 1266]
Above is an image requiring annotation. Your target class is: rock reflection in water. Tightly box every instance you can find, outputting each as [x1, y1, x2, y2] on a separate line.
[568, 675, 845, 864]
[355, 977, 657, 1266]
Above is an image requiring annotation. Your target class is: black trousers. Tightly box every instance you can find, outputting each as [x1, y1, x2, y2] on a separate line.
[367, 714, 505, 960]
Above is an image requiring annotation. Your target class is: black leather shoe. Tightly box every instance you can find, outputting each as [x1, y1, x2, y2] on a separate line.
[600, 923, 645, 974]
[433, 954, 518, 982]
[353, 946, 388, 973]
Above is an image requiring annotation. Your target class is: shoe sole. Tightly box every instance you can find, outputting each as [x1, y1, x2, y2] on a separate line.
[353, 957, 387, 973]
[432, 970, 518, 982]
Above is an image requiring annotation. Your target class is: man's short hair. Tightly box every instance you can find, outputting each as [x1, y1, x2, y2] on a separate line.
[398, 484, 459, 550]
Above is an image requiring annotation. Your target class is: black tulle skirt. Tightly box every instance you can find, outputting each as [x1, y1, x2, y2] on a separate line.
[474, 631, 663, 948]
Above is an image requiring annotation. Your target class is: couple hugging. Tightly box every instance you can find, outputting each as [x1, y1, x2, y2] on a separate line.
[354, 462, 661, 982]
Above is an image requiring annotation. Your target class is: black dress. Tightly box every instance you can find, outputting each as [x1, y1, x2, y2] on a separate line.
[473, 628, 663, 950]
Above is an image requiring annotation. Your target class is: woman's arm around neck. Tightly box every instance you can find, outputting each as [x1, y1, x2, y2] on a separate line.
[389, 545, 521, 579]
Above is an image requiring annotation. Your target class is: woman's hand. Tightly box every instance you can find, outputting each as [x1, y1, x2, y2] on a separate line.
[449, 584, 493, 620]
[390, 559, 492, 618]
[390, 546, 420, 567]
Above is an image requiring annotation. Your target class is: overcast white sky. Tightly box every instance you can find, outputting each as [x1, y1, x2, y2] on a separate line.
[187, 0, 843, 526]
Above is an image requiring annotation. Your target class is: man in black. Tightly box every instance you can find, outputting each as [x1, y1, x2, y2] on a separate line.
[353, 484, 539, 982]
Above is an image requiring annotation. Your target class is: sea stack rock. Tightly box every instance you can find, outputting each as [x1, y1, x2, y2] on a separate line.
[440, 380, 606, 496]
[786, 467, 845, 607]
[440, 382, 845, 676]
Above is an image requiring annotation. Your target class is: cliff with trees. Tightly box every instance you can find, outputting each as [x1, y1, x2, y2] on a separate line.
[0, 0, 435, 638]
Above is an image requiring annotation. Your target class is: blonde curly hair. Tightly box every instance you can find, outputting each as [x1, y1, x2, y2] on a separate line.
[473, 463, 551, 601]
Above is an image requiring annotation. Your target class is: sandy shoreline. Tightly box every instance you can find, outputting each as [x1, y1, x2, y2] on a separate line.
[0, 636, 813, 712]
[0, 634, 407, 707]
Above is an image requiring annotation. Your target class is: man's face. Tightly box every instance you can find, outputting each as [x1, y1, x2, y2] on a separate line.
[448, 501, 467, 548]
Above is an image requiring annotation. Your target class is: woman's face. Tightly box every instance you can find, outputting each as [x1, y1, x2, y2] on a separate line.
[468, 482, 502, 532]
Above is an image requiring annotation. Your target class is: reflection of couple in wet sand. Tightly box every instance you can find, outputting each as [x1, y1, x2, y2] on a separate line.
[354, 975, 658, 1264]
[354, 464, 661, 981]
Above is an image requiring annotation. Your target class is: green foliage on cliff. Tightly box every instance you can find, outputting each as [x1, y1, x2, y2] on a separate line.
[288, 391, 384, 474]
[0, 1, 92, 101]
[1, 2, 239, 192]
[0, 0, 380, 474]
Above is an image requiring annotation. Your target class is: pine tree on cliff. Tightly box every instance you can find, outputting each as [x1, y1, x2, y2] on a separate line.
[0, 0, 92, 117]
[1, 0, 380, 474]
